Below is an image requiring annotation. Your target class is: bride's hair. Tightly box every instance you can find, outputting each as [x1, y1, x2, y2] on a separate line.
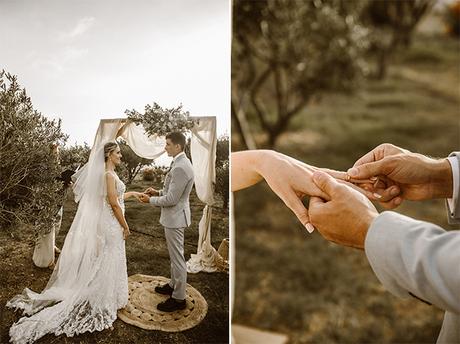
[104, 141, 118, 162]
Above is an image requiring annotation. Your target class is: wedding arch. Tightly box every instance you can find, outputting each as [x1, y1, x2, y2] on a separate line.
[90, 117, 226, 273]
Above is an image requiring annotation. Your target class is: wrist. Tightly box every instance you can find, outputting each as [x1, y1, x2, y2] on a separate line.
[431, 158, 453, 198]
[253, 149, 275, 177]
[357, 209, 377, 249]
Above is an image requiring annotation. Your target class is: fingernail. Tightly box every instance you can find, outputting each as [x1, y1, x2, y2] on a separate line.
[305, 223, 315, 233]
[347, 168, 358, 177]
[370, 177, 378, 181]
[394, 197, 402, 205]
[373, 193, 382, 199]
[390, 188, 399, 196]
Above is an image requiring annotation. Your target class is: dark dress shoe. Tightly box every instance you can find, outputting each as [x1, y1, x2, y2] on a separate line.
[155, 283, 174, 295]
[157, 297, 186, 312]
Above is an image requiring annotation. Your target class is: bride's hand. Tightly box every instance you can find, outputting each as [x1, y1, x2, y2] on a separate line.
[123, 226, 130, 240]
[251, 150, 337, 232]
[232, 150, 360, 233]
[139, 193, 150, 203]
[133, 192, 144, 201]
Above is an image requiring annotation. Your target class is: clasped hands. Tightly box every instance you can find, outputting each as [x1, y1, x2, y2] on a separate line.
[130, 187, 159, 203]
[233, 144, 453, 250]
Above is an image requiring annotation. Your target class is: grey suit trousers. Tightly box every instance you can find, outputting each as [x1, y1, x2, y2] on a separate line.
[164, 227, 187, 300]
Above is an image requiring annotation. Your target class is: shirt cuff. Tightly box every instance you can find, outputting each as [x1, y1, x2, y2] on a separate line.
[446, 156, 459, 216]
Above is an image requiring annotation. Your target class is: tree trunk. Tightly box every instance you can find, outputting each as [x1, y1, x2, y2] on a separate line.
[231, 101, 257, 150]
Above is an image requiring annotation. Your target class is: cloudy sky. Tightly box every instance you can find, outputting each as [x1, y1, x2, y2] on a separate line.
[1, 0, 230, 146]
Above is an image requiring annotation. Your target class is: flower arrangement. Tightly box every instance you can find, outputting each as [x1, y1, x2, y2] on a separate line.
[125, 102, 197, 137]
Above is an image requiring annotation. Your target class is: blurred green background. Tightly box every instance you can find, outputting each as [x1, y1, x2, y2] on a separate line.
[232, 1, 460, 343]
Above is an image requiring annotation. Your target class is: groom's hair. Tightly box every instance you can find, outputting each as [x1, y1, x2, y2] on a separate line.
[166, 132, 186, 151]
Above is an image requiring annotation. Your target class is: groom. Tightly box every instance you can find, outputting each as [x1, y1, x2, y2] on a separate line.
[140, 132, 194, 312]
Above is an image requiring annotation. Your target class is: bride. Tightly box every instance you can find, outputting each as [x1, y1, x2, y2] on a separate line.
[7, 141, 144, 344]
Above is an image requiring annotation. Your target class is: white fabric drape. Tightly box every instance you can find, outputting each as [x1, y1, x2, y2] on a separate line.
[190, 117, 216, 204]
[186, 116, 225, 273]
[119, 122, 165, 160]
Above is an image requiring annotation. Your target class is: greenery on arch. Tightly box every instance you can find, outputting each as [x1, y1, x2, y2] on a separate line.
[125, 102, 197, 137]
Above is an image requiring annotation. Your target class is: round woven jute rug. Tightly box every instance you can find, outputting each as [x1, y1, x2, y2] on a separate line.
[117, 274, 208, 332]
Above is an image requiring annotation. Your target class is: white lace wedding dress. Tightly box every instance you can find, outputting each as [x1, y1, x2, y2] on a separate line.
[7, 171, 128, 344]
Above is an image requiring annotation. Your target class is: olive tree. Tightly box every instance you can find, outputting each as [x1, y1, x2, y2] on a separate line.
[362, 0, 435, 79]
[0, 71, 67, 236]
[232, 0, 368, 148]
[215, 135, 229, 209]
[117, 139, 153, 184]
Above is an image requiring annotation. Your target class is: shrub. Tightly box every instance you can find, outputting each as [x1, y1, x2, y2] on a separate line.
[60, 143, 91, 171]
[0, 71, 67, 235]
[216, 161, 229, 209]
[215, 135, 229, 209]
[142, 166, 167, 185]
[118, 140, 153, 184]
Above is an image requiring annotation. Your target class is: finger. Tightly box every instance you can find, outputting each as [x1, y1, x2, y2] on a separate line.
[373, 185, 401, 202]
[353, 144, 399, 167]
[353, 148, 380, 168]
[282, 190, 315, 233]
[347, 159, 392, 180]
[341, 181, 378, 200]
[308, 195, 325, 209]
[308, 196, 327, 232]
[321, 168, 348, 181]
[379, 196, 403, 209]
[312, 171, 343, 198]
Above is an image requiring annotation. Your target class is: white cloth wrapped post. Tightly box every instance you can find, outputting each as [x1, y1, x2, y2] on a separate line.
[186, 116, 227, 273]
[32, 207, 63, 268]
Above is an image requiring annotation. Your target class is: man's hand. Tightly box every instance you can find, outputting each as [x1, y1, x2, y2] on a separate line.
[309, 171, 379, 250]
[139, 193, 150, 203]
[144, 187, 159, 196]
[348, 143, 453, 209]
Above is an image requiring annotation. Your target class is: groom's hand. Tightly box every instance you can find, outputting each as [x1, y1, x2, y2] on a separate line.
[139, 193, 150, 203]
[144, 187, 159, 196]
[309, 171, 379, 250]
[348, 143, 453, 208]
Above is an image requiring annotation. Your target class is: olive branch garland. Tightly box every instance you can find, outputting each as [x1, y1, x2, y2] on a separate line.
[125, 102, 198, 137]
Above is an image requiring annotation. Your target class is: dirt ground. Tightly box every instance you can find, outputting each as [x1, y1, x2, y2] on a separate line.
[0, 180, 229, 344]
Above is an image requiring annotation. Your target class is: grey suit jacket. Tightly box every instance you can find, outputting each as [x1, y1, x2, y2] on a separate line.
[365, 152, 460, 343]
[149, 153, 194, 228]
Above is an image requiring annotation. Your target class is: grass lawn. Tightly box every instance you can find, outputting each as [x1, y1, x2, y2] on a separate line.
[0, 180, 229, 344]
[233, 32, 459, 343]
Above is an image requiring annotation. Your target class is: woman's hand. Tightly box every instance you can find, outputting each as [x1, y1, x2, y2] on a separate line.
[124, 191, 144, 201]
[123, 226, 130, 240]
[233, 150, 341, 232]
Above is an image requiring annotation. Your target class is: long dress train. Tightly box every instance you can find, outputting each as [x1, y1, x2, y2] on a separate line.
[7, 172, 128, 344]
